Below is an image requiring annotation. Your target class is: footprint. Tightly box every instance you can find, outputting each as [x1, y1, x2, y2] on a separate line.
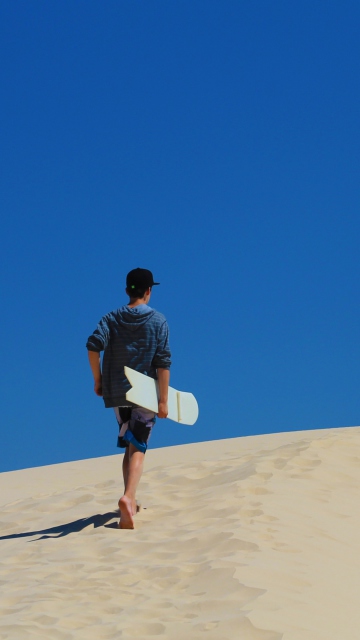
[95, 480, 116, 489]
[72, 494, 94, 505]
[124, 622, 165, 636]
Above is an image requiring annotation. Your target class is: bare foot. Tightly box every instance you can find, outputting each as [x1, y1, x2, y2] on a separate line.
[117, 500, 141, 515]
[118, 496, 135, 529]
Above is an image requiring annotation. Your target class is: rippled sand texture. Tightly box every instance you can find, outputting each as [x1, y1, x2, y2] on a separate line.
[1, 427, 360, 639]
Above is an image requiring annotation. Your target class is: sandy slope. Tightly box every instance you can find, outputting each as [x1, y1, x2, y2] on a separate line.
[1, 427, 360, 639]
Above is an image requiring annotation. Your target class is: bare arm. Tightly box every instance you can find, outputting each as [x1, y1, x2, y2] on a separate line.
[157, 368, 170, 418]
[88, 351, 103, 396]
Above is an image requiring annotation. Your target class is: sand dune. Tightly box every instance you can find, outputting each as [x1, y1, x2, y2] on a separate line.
[1, 426, 360, 639]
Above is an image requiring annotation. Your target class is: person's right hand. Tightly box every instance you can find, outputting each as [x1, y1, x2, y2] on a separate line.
[157, 401, 168, 418]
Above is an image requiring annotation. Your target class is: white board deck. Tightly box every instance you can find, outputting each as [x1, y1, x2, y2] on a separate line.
[124, 366, 199, 425]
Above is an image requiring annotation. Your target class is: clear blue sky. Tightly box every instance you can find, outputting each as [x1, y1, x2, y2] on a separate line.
[1, 1, 360, 472]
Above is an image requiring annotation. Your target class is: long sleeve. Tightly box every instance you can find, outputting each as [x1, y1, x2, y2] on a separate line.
[86, 315, 111, 352]
[152, 320, 171, 369]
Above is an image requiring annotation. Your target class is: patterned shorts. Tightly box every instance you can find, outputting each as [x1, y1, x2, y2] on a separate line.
[114, 406, 156, 454]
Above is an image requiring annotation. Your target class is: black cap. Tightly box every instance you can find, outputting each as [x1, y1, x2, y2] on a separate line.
[126, 268, 160, 291]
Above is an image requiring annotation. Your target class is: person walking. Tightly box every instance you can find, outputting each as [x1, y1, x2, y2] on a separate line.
[86, 268, 171, 529]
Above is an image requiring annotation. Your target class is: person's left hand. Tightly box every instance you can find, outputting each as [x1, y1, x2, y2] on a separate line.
[94, 379, 103, 396]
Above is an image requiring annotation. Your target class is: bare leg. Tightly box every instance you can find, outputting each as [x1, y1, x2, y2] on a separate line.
[119, 444, 145, 529]
[122, 447, 130, 490]
[120, 447, 141, 515]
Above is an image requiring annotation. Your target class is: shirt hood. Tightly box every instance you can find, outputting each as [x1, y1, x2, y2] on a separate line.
[116, 304, 156, 331]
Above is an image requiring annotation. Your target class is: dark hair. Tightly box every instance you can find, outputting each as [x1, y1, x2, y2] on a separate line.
[126, 286, 150, 300]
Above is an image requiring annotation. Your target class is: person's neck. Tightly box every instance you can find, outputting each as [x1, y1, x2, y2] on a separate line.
[128, 298, 147, 308]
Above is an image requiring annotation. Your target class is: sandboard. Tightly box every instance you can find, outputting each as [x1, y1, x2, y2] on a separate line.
[124, 366, 199, 425]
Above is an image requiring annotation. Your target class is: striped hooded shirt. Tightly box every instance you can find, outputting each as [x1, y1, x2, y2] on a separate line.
[86, 304, 171, 408]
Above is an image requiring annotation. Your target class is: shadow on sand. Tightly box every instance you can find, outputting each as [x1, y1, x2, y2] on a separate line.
[0, 511, 120, 541]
